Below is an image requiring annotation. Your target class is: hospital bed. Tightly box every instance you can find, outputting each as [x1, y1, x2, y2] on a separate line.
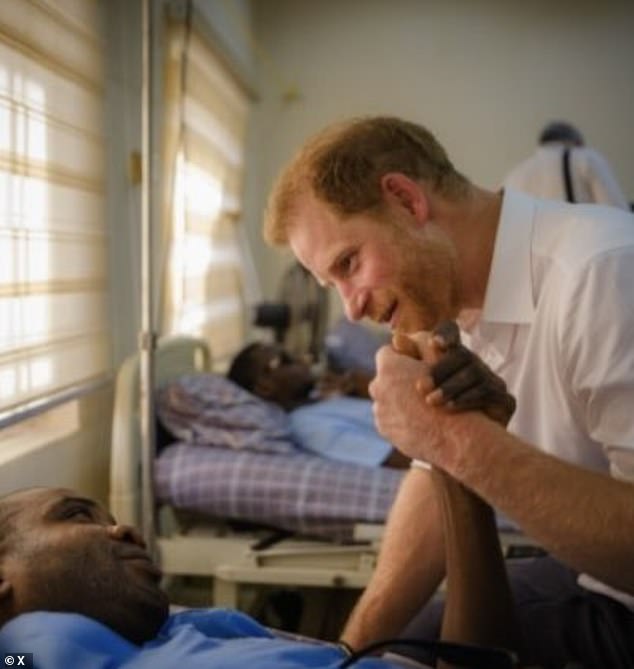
[109, 335, 403, 608]
[109, 335, 535, 611]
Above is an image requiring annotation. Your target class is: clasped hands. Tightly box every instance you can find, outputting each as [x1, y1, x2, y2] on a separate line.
[369, 321, 516, 465]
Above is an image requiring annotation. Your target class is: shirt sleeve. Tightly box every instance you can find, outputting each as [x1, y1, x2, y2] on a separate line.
[560, 246, 634, 460]
[603, 446, 634, 484]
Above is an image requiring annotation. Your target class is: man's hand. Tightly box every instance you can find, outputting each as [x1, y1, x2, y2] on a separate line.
[370, 343, 445, 462]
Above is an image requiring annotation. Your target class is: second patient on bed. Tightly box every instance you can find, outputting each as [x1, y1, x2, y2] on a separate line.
[227, 341, 410, 468]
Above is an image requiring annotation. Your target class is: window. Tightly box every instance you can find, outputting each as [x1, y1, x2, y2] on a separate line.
[160, 10, 251, 368]
[0, 0, 110, 426]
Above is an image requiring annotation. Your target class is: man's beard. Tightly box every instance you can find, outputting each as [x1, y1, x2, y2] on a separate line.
[394, 229, 460, 333]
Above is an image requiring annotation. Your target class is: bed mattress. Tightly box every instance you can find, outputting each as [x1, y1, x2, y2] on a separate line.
[155, 442, 404, 542]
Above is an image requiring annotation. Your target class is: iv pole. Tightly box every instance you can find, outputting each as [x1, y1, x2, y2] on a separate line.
[139, 0, 157, 553]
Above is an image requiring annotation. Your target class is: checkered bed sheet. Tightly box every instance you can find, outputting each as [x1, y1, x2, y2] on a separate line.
[154, 443, 404, 542]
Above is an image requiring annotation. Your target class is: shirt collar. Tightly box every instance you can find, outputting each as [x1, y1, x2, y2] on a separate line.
[481, 188, 536, 324]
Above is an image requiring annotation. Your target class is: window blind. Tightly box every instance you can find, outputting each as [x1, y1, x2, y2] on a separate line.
[161, 14, 251, 367]
[0, 0, 110, 423]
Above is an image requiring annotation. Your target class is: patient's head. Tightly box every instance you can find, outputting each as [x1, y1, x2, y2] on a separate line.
[227, 342, 315, 410]
[0, 487, 169, 644]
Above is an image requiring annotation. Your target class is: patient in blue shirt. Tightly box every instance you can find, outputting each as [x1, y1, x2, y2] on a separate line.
[0, 487, 407, 669]
[227, 341, 409, 468]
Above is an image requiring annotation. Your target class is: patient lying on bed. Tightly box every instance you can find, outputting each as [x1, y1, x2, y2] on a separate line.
[0, 486, 515, 669]
[227, 341, 410, 468]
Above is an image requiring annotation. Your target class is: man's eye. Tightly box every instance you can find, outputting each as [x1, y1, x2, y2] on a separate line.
[62, 507, 93, 521]
[338, 252, 357, 276]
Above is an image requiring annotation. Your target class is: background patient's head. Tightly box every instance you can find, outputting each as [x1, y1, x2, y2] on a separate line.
[227, 342, 315, 410]
[0, 487, 169, 644]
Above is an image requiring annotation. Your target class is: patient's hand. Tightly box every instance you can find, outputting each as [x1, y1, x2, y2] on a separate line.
[393, 321, 516, 427]
[316, 369, 372, 399]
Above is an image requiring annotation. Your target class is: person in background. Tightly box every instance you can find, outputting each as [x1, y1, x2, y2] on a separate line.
[226, 340, 407, 467]
[262, 115, 634, 669]
[227, 340, 373, 410]
[227, 335, 510, 470]
[504, 120, 629, 208]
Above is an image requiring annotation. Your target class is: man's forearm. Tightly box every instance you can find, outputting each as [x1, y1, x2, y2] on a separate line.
[341, 468, 445, 649]
[439, 412, 634, 594]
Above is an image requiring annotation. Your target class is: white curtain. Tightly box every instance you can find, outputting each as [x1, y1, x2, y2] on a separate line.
[160, 13, 251, 368]
[0, 0, 110, 422]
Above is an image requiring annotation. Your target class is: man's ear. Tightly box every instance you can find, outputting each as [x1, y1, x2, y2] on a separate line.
[380, 172, 429, 223]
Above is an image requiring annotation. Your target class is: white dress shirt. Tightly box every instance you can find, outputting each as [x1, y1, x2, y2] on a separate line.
[465, 188, 634, 607]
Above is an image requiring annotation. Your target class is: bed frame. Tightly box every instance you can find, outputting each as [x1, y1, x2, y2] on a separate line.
[109, 335, 383, 607]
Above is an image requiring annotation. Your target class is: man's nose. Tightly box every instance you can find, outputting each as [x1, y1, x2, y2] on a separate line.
[339, 284, 365, 322]
[108, 523, 147, 548]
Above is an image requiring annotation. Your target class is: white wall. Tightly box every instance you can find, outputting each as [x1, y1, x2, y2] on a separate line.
[244, 0, 634, 296]
[0, 388, 113, 504]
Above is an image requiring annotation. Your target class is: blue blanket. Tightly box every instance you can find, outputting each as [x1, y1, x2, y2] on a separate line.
[0, 608, 403, 669]
[290, 397, 392, 467]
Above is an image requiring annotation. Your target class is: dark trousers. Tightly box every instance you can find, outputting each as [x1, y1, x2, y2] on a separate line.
[394, 556, 634, 669]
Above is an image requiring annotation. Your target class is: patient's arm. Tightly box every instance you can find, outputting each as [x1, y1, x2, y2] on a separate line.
[432, 470, 519, 659]
[382, 448, 411, 469]
[343, 323, 520, 654]
[395, 325, 520, 661]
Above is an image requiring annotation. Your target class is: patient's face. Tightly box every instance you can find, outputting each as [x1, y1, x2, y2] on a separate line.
[251, 344, 315, 409]
[0, 487, 169, 644]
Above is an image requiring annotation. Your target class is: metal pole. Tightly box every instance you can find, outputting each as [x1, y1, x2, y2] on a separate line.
[140, 0, 157, 553]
